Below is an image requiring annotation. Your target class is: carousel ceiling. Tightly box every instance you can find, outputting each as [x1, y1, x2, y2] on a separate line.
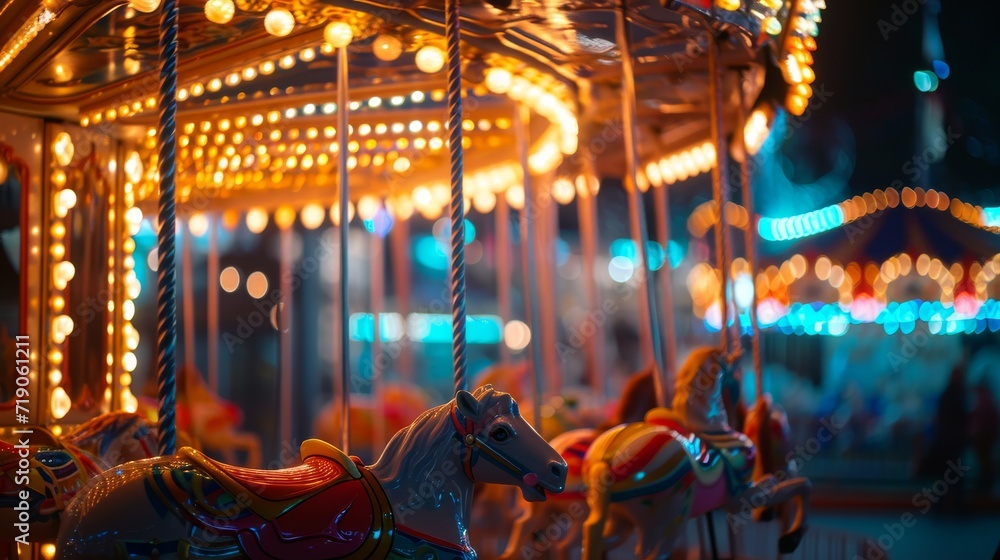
[0, 0, 821, 210]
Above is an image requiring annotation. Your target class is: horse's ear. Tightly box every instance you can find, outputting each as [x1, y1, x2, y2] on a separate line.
[456, 390, 480, 418]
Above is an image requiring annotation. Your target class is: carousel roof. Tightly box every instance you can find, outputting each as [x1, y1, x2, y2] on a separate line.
[0, 0, 820, 215]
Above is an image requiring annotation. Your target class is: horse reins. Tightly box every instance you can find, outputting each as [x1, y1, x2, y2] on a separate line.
[449, 405, 541, 489]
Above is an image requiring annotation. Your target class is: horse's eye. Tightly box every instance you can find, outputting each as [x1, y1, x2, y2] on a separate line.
[490, 426, 511, 442]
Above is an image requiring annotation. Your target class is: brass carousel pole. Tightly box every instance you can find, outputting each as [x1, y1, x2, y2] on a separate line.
[279, 223, 293, 449]
[517, 103, 544, 430]
[445, 0, 469, 395]
[389, 219, 413, 379]
[207, 215, 219, 392]
[578, 153, 606, 394]
[616, 1, 666, 407]
[182, 220, 195, 368]
[709, 37, 732, 353]
[154, 0, 179, 455]
[653, 179, 677, 397]
[370, 221, 386, 451]
[336, 36, 352, 453]
[496, 195, 512, 365]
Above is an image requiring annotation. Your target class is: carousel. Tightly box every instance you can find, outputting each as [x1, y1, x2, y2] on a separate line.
[0, 0, 843, 558]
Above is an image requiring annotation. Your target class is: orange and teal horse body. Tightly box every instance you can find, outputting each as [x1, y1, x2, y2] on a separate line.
[582, 347, 810, 560]
[56, 386, 567, 559]
[499, 366, 659, 560]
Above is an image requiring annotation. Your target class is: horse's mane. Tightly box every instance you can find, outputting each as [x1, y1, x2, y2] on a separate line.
[597, 365, 658, 431]
[370, 386, 514, 496]
[64, 411, 150, 453]
[671, 346, 728, 429]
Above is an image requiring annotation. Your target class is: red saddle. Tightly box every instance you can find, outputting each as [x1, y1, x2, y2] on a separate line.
[162, 440, 394, 559]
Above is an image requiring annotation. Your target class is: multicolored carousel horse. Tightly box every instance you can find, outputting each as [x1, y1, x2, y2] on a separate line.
[499, 365, 658, 560]
[0, 412, 160, 552]
[56, 385, 567, 559]
[581, 347, 811, 560]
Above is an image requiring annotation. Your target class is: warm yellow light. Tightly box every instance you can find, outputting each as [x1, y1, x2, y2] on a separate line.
[330, 201, 356, 226]
[50, 387, 72, 419]
[504, 320, 531, 351]
[275, 205, 296, 230]
[129, 0, 160, 13]
[485, 67, 513, 94]
[264, 8, 295, 37]
[220, 266, 240, 293]
[552, 176, 576, 204]
[246, 208, 268, 233]
[55, 260, 75, 283]
[123, 351, 138, 372]
[246, 271, 269, 299]
[205, 0, 235, 24]
[357, 196, 380, 221]
[324, 21, 353, 49]
[300, 203, 326, 230]
[415, 45, 445, 73]
[506, 185, 525, 210]
[53, 132, 74, 167]
[472, 191, 497, 214]
[372, 33, 402, 61]
[186, 213, 208, 237]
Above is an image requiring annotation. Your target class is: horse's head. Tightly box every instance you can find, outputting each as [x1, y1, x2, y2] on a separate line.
[673, 346, 743, 431]
[453, 385, 567, 502]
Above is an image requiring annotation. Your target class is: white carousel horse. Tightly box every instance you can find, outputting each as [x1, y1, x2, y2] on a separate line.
[56, 385, 568, 559]
[581, 346, 811, 560]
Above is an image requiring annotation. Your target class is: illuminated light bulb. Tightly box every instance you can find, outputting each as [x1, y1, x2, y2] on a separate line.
[324, 21, 353, 48]
[188, 213, 209, 237]
[786, 94, 808, 116]
[246, 207, 268, 233]
[129, 0, 160, 12]
[264, 8, 294, 37]
[48, 369, 62, 385]
[53, 132, 74, 166]
[357, 195, 380, 221]
[50, 242, 65, 260]
[121, 389, 138, 413]
[715, 0, 740, 10]
[392, 156, 411, 173]
[50, 387, 72, 419]
[764, 17, 782, 35]
[123, 351, 138, 372]
[205, 0, 235, 24]
[506, 185, 525, 210]
[415, 45, 445, 73]
[300, 203, 325, 229]
[485, 67, 513, 94]
[55, 261, 75, 283]
[299, 48, 315, 62]
[125, 151, 143, 182]
[552, 177, 576, 204]
[125, 206, 143, 225]
[274, 205, 296, 230]
[50, 222, 65, 238]
[472, 191, 496, 214]
[53, 314, 74, 337]
[330, 201, 356, 226]
[246, 271, 269, 299]
[372, 33, 402, 61]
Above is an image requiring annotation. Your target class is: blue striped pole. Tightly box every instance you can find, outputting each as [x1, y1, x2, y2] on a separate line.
[154, 0, 179, 455]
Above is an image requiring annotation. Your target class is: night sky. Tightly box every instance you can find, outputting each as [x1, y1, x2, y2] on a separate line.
[813, 0, 1000, 201]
